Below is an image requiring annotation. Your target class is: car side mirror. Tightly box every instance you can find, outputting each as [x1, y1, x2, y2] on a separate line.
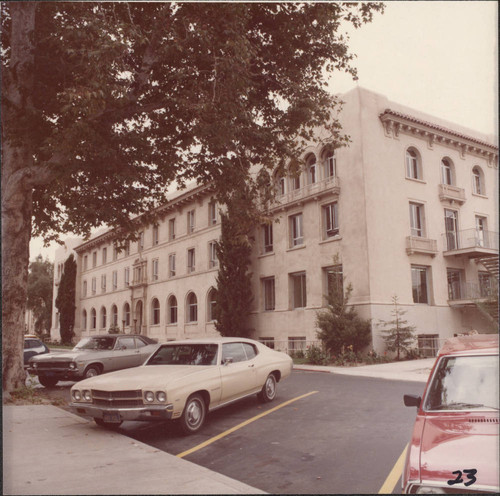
[404, 394, 422, 408]
[223, 357, 233, 366]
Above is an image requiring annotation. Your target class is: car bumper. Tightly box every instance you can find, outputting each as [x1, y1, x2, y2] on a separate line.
[70, 403, 175, 422]
[28, 368, 81, 380]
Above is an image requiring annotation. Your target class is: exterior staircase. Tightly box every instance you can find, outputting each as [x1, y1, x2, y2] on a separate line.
[476, 256, 499, 326]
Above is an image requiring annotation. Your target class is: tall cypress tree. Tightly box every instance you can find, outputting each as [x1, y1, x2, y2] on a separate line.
[214, 190, 254, 337]
[55, 254, 77, 344]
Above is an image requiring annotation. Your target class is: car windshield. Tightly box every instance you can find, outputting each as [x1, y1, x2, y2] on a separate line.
[146, 344, 218, 366]
[424, 355, 499, 411]
[74, 337, 116, 351]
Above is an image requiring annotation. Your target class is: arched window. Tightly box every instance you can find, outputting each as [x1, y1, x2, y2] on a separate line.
[100, 307, 107, 329]
[441, 158, 454, 185]
[82, 310, 87, 330]
[91, 308, 97, 330]
[405, 148, 421, 180]
[151, 298, 160, 325]
[472, 166, 485, 195]
[123, 302, 130, 327]
[274, 170, 286, 196]
[167, 295, 178, 324]
[207, 288, 217, 322]
[306, 154, 317, 184]
[111, 305, 118, 327]
[323, 150, 336, 178]
[186, 292, 198, 323]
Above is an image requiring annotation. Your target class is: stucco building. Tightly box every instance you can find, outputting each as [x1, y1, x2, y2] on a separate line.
[51, 88, 499, 355]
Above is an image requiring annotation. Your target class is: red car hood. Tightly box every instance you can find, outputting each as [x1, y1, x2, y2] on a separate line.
[420, 414, 499, 489]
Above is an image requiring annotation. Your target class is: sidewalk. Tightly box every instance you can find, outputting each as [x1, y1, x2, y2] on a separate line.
[3, 405, 265, 495]
[294, 357, 436, 383]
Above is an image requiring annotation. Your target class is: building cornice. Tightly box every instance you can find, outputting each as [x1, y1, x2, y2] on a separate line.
[74, 183, 216, 254]
[379, 109, 498, 167]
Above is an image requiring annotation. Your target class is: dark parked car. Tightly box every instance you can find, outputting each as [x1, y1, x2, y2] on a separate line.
[24, 337, 49, 367]
[28, 334, 159, 387]
[402, 334, 499, 494]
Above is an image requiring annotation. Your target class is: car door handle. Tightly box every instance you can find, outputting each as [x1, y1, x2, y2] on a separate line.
[248, 364, 254, 368]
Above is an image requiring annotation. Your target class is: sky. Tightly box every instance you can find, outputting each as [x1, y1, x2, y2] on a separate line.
[29, 0, 498, 262]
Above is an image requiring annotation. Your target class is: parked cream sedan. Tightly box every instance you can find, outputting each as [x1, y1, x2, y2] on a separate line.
[70, 338, 293, 434]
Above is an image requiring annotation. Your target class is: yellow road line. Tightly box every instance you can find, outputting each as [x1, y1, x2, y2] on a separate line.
[176, 391, 319, 458]
[378, 443, 408, 494]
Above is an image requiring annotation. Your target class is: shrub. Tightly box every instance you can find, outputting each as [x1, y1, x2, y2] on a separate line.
[305, 345, 329, 365]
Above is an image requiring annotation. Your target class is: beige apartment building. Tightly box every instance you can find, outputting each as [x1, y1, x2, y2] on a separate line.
[51, 87, 499, 355]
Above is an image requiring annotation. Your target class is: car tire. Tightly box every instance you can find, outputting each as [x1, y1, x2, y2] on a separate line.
[84, 365, 100, 379]
[258, 373, 277, 403]
[38, 375, 58, 388]
[180, 393, 206, 435]
[94, 418, 122, 429]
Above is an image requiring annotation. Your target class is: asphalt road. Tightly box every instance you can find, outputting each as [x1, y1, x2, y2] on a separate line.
[110, 370, 425, 494]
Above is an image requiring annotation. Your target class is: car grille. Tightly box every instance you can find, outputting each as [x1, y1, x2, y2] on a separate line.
[37, 361, 71, 369]
[91, 389, 143, 408]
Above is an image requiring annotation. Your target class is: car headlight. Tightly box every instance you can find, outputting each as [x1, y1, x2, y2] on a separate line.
[144, 391, 155, 403]
[69, 362, 77, 369]
[415, 486, 446, 494]
[72, 390, 82, 401]
[83, 390, 92, 402]
[156, 391, 167, 402]
[32, 362, 38, 368]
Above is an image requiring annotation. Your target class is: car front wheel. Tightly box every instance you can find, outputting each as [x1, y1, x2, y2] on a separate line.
[258, 373, 277, 403]
[180, 394, 206, 435]
[84, 365, 100, 379]
[38, 375, 58, 388]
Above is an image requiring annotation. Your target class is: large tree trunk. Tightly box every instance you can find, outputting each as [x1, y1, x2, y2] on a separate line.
[1, 3, 37, 396]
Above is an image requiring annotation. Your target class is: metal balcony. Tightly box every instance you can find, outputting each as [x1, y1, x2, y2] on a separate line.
[447, 282, 493, 306]
[442, 229, 499, 258]
[273, 176, 340, 210]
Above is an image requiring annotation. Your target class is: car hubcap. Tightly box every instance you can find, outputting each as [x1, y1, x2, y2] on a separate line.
[87, 369, 98, 378]
[266, 377, 276, 398]
[187, 400, 202, 427]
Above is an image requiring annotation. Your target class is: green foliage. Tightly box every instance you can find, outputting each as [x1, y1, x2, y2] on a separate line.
[378, 296, 417, 361]
[214, 189, 254, 337]
[27, 255, 54, 335]
[55, 254, 77, 345]
[108, 326, 120, 334]
[305, 345, 329, 365]
[316, 282, 372, 355]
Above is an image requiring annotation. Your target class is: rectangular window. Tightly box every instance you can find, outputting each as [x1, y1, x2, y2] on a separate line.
[447, 268, 462, 300]
[475, 216, 488, 247]
[208, 201, 218, 226]
[323, 202, 339, 238]
[291, 175, 300, 191]
[168, 218, 176, 240]
[444, 209, 459, 250]
[138, 231, 144, 252]
[288, 336, 306, 352]
[101, 274, 106, 292]
[152, 259, 159, 281]
[259, 337, 275, 349]
[411, 265, 429, 304]
[92, 251, 97, 268]
[83, 255, 88, 271]
[291, 272, 307, 309]
[289, 213, 304, 247]
[113, 244, 118, 261]
[187, 210, 195, 234]
[277, 176, 286, 196]
[112, 271, 118, 290]
[209, 242, 218, 268]
[187, 248, 195, 273]
[91, 277, 96, 294]
[83, 280, 87, 297]
[325, 152, 336, 178]
[153, 224, 159, 245]
[409, 202, 425, 237]
[169, 253, 176, 277]
[262, 223, 273, 253]
[263, 277, 275, 311]
[124, 267, 130, 286]
[324, 265, 343, 300]
[418, 334, 439, 358]
[102, 247, 107, 264]
[125, 241, 130, 256]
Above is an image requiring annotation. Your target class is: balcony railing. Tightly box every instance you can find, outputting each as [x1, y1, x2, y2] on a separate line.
[447, 282, 493, 302]
[406, 236, 438, 256]
[274, 176, 340, 209]
[438, 184, 466, 204]
[442, 229, 499, 255]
